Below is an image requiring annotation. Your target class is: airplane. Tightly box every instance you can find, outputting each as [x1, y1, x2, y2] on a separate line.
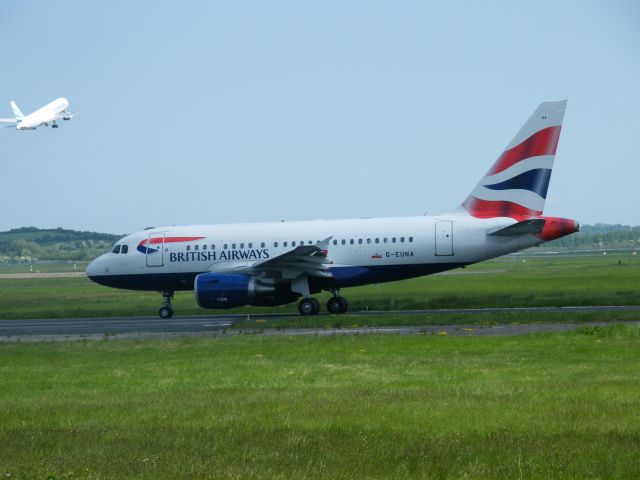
[87, 100, 578, 319]
[0, 97, 77, 130]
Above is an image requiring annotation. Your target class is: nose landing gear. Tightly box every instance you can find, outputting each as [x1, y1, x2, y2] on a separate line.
[159, 290, 174, 318]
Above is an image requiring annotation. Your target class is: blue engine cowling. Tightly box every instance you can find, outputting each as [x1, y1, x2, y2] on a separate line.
[194, 273, 298, 309]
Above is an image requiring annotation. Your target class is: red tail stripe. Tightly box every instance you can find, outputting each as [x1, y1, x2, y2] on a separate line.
[488, 126, 561, 175]
[463, 197, 541, 219]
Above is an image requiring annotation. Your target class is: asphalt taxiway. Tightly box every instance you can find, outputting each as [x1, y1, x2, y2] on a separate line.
[1, 305, 639, 342]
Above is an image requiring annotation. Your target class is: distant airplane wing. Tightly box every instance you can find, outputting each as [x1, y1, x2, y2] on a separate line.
[55, 110, 84, 120]
[0, 118, 17, 123]
[227, 237, 334, 280]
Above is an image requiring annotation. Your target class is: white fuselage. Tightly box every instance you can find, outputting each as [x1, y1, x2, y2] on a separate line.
[17, 98, 69, 130]
[87, 214, 542, 293]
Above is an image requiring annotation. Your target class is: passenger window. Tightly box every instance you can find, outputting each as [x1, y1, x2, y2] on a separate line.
[400, 237, 405, 243]
[194, 245, 199, 251]
[292, 241, 296, 247]
[350, 239, 354, 245]
[112, 245, 121, 254]
[341, 239, 346, 245]
[240, 243, 244, 249]
[383, 238, 388, 243]
[261, 242, 265, 248]
[274, 242, 278, 248]
[409, 236, 414, 243]
[358, 239, 363, 245]
[187, 245, 191, 251]
[211, 244, 215, 250]
[366, 238, 371, 244]
[333, 240, 337, 246]
[121, 245, 128, 254]
[202, 244, 207, 251]
[392, 237, 396, 243]
[375, 238, 379, 244]
[308, 240, 313, 245]
[284, 242, 288, 247]
[248, 243, 253, 248]
[224, 244, 228, 250]
[232, 243, 236, 249]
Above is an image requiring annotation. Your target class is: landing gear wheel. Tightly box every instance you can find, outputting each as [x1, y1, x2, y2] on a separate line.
[310, 297, 321, 314]
[327, 296, 348, 314]
[298, 297, 320, 315]
[159, 290, 175, 318]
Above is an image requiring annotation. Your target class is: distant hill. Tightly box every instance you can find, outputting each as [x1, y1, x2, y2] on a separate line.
[0, 227, 122, 262]
[0, 223, 638, 263]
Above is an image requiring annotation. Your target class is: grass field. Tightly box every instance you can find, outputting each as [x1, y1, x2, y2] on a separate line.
[1, 253, 639, 320]
[1, 325, 639, 478]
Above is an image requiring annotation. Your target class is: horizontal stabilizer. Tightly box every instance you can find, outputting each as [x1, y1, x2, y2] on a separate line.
[487, 218, 545, 236]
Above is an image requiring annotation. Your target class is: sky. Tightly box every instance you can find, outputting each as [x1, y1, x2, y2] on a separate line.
[0, 1, 638, 234]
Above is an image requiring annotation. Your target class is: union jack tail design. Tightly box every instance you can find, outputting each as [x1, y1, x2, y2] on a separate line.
[462, 101, 567, 219]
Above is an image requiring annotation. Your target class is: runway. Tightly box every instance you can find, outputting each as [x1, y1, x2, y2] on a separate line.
[1, 305, 639, 342]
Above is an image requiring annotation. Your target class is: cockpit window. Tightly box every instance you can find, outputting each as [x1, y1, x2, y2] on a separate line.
[121, 245, 129, 254]
[112, 245, 121, 254]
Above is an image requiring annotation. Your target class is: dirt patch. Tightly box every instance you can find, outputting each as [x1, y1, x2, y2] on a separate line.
[0, 272, 87, 279]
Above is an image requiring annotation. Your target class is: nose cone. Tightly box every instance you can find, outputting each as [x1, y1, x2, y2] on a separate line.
[86, 255, 109, 284]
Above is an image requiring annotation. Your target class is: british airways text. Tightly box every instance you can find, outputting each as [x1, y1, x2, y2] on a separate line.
[169, 249, 270, 263]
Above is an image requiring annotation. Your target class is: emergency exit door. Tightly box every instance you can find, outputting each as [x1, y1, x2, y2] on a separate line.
[435, 221, 454, 256]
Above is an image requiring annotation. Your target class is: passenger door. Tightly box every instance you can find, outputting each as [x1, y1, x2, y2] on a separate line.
[435, 221, 454, 256]
[146, 233, 165, 267]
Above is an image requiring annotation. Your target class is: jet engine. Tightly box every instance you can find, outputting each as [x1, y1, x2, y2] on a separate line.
[194, 273, 298, 309]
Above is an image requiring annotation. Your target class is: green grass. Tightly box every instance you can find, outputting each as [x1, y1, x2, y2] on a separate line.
[1, 253, 639, 320]
[1, 326, 639, 478]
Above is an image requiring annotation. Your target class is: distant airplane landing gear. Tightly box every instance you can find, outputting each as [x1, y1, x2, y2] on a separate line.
[159, 290, 174, 318]
[298, 297, 320, 315]
[52, 121, 58, 128]
[327, 289, 348, 314]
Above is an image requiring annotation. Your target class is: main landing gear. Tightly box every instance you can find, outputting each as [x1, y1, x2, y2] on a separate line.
[158, 290, 174, 318]
[327, 295, 348, 314]
[298, 297, 321, 315]
[297, 289, 348, 316]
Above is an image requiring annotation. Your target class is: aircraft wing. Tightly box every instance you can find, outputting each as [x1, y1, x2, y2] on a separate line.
[0, 118, 17, 123]
[228, 237, 334, 280]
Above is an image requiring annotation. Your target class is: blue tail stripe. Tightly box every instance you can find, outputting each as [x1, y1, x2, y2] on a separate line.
[484, 168, 552, 199]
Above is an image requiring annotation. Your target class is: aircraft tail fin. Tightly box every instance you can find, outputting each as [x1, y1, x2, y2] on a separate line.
[10, 101, 24, 122]
[461, 100, 567, 219]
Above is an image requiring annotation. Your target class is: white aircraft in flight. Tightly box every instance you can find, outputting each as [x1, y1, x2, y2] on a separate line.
[0, 97, 77, 130]
[87, 100, 578, 318]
